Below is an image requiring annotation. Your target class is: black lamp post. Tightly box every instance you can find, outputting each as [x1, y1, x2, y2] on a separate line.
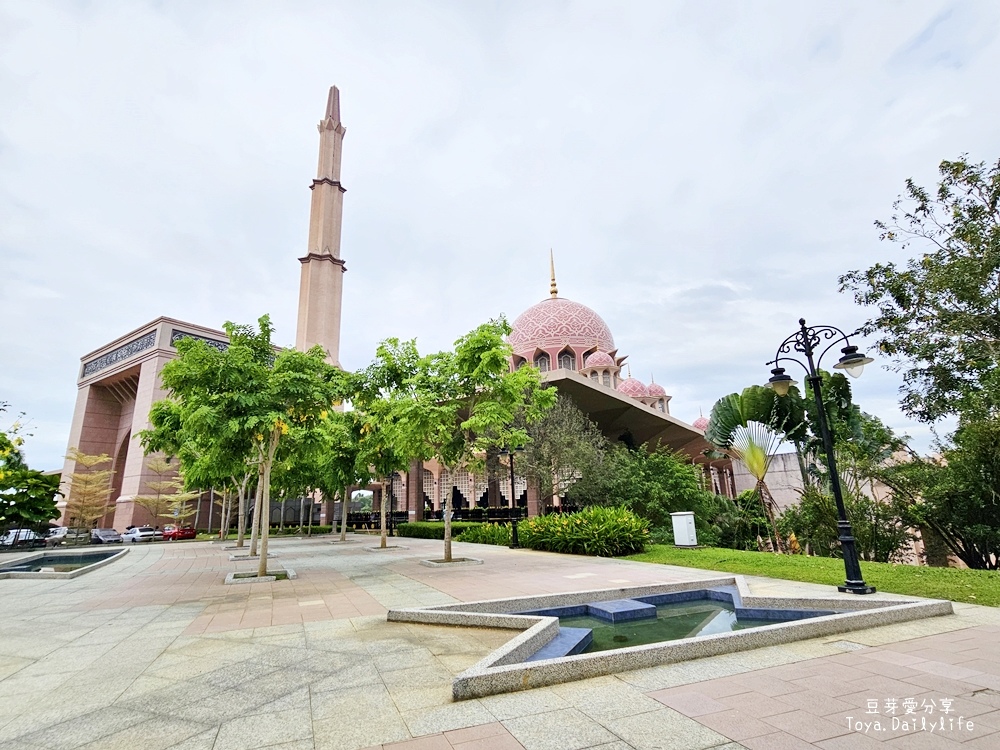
[499, 447, 521, 549]
[767, 318, 876, 595]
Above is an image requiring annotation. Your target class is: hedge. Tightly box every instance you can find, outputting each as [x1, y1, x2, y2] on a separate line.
[518, 506, 649, 556]
[456, 523, 511, 546]
[396, 521, 484, 540]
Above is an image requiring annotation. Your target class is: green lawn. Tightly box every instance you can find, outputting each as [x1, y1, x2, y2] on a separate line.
[626, 545, 1000, 607]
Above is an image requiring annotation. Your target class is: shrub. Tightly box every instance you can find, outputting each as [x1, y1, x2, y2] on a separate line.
[396, 521, 483, 540]
[456, 523, 511, 546]
[518, 506, 649, 557]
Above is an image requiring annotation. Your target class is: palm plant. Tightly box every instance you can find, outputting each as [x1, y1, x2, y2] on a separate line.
[705, 385, 805, 553]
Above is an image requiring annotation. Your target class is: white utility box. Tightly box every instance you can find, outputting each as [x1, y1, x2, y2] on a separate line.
[670, 511, 698, 547]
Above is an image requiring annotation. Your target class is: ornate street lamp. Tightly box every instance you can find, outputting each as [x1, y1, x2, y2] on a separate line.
[767, 318, 876, 595]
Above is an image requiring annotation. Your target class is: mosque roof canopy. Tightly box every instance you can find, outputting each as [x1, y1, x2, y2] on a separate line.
[541, 369, 717, 464]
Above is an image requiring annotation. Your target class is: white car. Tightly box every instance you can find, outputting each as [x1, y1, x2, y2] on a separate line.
[121, 526, 164, 543]
[0, 529, 45, 548]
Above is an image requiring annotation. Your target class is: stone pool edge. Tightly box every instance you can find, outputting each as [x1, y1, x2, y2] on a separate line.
[0, 547, 130, 580]
[386, 576, 954, 700]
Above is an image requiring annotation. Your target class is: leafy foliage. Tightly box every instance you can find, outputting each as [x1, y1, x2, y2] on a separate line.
[0, 417, 60, 532]
[377, 318, 555, 561]
[840, 156, 1000, 422]
[573, 444, 719, 544]
[133, 455, 201, 527]
[455, 522, 511, 546]
[777, 485, 913, 563]
[712, 490, 771, 551]
[63, 449, 114, 530]
[518, 506, 649, 557]
[518, 395, 607, 501]
[396, 521, 485, 540]
[150, 315, 345, 576]
[884, 415, 1000, 570]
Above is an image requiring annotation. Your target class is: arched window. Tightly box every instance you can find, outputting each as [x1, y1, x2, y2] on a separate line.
[590, 371, 598, 381]
[558, 352, 576, 370]
[658, 400, 666, 412]
[534, 353, 550, 372]
[602, 371, 611, 387]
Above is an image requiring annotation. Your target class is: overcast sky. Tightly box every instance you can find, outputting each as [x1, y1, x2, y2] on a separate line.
[2, 1, 998, 470]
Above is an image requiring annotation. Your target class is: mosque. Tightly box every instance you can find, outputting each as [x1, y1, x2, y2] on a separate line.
[57, 87, 735, 530]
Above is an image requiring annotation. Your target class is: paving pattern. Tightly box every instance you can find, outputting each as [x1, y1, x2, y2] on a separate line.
[0, 536, 998, 749]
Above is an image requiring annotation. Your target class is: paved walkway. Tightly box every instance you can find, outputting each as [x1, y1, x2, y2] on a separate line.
[0, 536, 998, 749]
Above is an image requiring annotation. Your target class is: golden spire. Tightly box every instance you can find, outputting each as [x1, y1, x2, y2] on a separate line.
[549, 249, 558, 298]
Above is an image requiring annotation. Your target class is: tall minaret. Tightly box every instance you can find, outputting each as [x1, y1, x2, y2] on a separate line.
[295, 86, 347, 365]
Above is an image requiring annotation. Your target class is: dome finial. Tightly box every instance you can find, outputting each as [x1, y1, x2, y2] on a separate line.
[549, 249, 558, 298]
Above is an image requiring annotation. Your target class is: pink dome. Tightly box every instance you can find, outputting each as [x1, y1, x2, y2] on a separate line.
[617, 377, 649, 399]
[584, 350, 615, 368]
[647, 382, 666, 397]
[692, 416, 709, 431]
[509, 298, 615, 360]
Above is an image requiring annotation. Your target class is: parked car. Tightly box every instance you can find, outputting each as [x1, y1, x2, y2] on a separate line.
[0, 529, 46, 549]
[46, 526, 69, 546]
[162, 525, 196, 541]
[62, 527, 93, 545]
[121, 526, 164, 543]
[91, 528, 123, 544]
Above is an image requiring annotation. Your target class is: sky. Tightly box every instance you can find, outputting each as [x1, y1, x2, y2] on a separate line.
[2, 1, 998, 470]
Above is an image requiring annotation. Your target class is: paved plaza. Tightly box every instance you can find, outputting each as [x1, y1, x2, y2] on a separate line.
[1, 536, 999, 750]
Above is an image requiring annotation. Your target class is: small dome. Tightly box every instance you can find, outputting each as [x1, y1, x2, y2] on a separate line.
[692, 415, 709, 431]
[647, 382, 666, 397]
[585, 350, 615, 368]
[617, 377, 649, 399]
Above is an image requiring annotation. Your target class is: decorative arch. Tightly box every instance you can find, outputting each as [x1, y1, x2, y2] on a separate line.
[557, 347, 576, 371]
[533, 352, 550, 372]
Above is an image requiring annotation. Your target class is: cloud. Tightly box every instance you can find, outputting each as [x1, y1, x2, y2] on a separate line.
[2, 0, 998, 468]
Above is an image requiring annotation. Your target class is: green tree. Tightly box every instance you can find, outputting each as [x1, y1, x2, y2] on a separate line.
[144, 366, 257, 546]
[133, 455, 200, 530]
[518, 395, 607, 506]
[0, 410, 60, 532]
[884, 415, 1000, 570]
[154, 315, 344, 578]
[313, 411, 370, 542]
[840, 156, 1000, 423]
[704, 385, 803, 551]
[390, 319, 555, 562]
[352, 339, 424, 550]
[63, 449, 114, 535]
[573, 443, 721, 545]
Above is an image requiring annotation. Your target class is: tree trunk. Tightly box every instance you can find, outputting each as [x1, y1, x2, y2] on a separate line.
[379, 480, 388, 549]
[443, 482, 453, 562]
[257, 429, 281, 578]
[756, 480, 785, 553]
[339, 485, 349, 541]
[236, 474, 249, 548]
[249, 480, 263, 557]
[307, 494, 313, 536]
[298, 495, 306, 533]
[218, 491, 230, 540]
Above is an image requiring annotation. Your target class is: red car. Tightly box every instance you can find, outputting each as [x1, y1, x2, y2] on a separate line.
[162, 525, 196, 541]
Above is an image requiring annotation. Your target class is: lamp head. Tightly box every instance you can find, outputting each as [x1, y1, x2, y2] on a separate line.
[767, 367, 797, 397]
[833, 345, 874, 379]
